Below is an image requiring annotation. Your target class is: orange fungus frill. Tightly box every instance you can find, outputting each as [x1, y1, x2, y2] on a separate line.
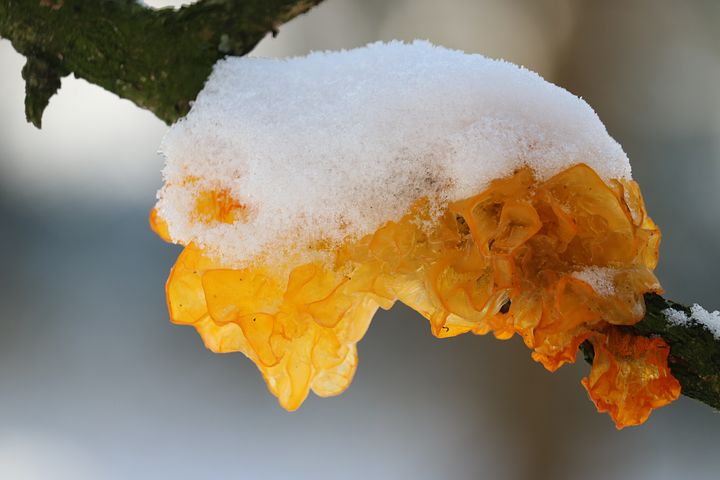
[150, 164, 680, 426]
[583, 329, 680, 428]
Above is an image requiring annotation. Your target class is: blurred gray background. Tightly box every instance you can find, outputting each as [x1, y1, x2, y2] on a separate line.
[1, 1, 719, 479]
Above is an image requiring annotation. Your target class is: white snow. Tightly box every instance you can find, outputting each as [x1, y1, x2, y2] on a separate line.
[155, 40, 632, 268]
[664, 305, 720, 339]
[572, 267, 617, 296]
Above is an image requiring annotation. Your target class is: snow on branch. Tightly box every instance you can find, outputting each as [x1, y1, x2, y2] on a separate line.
[0, 0, 324, 127]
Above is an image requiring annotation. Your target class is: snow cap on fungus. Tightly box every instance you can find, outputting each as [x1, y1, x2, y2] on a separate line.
[156, 40, 630, 270]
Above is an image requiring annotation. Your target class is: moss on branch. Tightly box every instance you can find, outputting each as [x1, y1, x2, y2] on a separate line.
[582, 293, 720, 411]
[0, 0, 323, 127]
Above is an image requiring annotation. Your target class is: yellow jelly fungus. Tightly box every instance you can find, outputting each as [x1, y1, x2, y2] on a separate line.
[150, 164, 680, 426]
[149, 207, 171, 242]
[194, 188, 247, 225]
[583, 328, 680, 429]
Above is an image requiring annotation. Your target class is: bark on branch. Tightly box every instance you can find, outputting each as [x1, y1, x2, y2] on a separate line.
[582, 293, 720, 411]
[0, 0, 323, 127]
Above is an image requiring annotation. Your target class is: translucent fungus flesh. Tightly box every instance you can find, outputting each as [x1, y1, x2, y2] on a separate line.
[151, 164, 679, 427]
[583, 328, 680, 429]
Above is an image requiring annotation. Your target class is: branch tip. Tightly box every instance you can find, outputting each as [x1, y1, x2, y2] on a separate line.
[21, 55, 66, 128]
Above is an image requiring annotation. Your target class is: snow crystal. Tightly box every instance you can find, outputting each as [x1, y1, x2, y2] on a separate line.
[664, 305, 720, 339]
[156, 40, 632, 268]
[572, 267, 617, 296]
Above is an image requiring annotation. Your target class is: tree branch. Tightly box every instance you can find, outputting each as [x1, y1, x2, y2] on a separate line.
[0, 0, 324, 127]
[582, 293, 720, 411]
[4, 0, 718, 420]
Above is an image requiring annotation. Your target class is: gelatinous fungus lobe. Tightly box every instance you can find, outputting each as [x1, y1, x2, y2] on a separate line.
[583, 328, 680, 429]
[153, 189, 380, 411]
[151, 164, 680, 427]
